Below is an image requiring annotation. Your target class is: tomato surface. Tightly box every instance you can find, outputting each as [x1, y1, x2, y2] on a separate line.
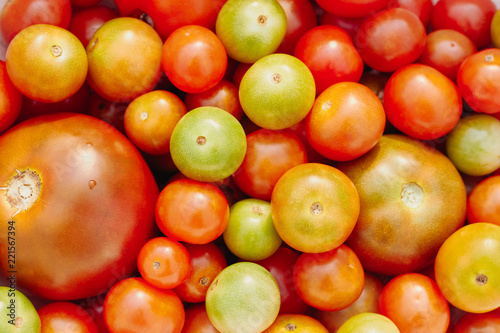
[68, 5, 119, 48]
[0, 113, 158, 300]
[38, 302, 98, 333]
[316, 0, 389, 17]
[0, 287, 41, 333]
[182, 304, 220, 333]
[0, 60, 22, 133]
[467, 175, 500, 225]
[263, 314, 329, 332]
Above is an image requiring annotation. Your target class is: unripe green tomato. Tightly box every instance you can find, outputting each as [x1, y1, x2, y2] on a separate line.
[337, 313, 400, 333]
[0, 287, 41, 332]
[216, 0, 287, 63]
[223, 198, 282, 261]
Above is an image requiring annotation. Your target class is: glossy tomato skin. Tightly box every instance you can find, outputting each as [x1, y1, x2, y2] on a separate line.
[467, 175, 500, 226]
[68, 5, 119, 48]
[355, 8, 426, 73]
[38, 302, 98, 333]
[386, 0, 434, 27]
[383, 63, 463, 140]
[294, 25, 364, 94]
[337, 135, 467, 276]
[432, 0, 496, 48]
[0, 0, 72, 43]
[182, 304, 219, 333]
[0, 113, 158, 300]
[0, 60, 22, 133]
[453, 312, 500, 332]
[319, 12, 365, 42]
[316, 0, 389, 18]
[379, 273, 450, 333]
[262, 314, 329, 332]
[104, 277, 185, 333]
[114, 0, 227, 40]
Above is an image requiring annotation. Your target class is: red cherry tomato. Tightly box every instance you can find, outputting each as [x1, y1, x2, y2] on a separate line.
[0, 60, 22, 133]
[319, 12, 365, 42]
[453, 312, 500, 333]
[316, 0, 389, 18]
[182, 304, 220, 333]
[38, 302, 98, 333]
[386, 0, 434, 27]
[467, 175, 500, 226]
[68, 5, 119, 48]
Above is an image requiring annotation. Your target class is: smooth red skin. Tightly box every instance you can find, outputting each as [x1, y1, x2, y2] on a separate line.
[467, 175, 500, 226]
[232, 128, 308, 201]
[71, 0, 101, 7]
[17, 82, 91, 123]
[457, 48, 500, 114]
[182, 304, 219, 333]
[162, 25, 227, 94]
[275, 0, 318, 55]
[87, 93, 129, 134]
[137, 237, 191, 290]
[453, 312, 500, 332]
[386, 0, 434, 27]
[155, 179, 230, 244]
[0, 60, 22, 133]
[294, 25, 364, 95]
[104, 277, 185, 333]
[316, 0, 389, 18]
[293, 244, 365, 311]
[174, 243, 227, 303]
[68, 5, 119, 48]
[431, 0, 496, 48]
[38, 302, 98, 333]
[319, 12, 366, 42]
[355, 8, 426, 73]
[417, 29, 477, 81]
[255, 247, 311, 315]
[114, 0, 227, 40]
[383, 63, 463, 140]
[379, 273, 450, 333]
[232, 63, 252, 88]
[184, 79, 243, 121]
[0, 0, 72, 43]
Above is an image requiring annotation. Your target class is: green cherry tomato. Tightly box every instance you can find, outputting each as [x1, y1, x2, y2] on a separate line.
[223, 198, 282, 261]
[491, 9, 500, 48]
[206, 262, 281, 333]
[216, 0, 287, 63]
[169, 106, 247, 182]
[337, 313, 400, 333]
[0, 287, 41, 332]
[445, 114, 500, 176]
[239, 53, 316, 130]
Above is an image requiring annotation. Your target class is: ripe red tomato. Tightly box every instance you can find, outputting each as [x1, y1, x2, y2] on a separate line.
[316, 0, 389, 18]
[68, 5, 119, 48]
[0, 113, 158, 300]
[104, 277, 185, 333]
[38, 302, 98, 333]
[386, 0, 434, 27]
[383, 63, 463, 140]
[0, 60, 22, 133]
[294, 25, 364, 94]
[453, 312, 500, 333]
[355, 8, 426, 73]
[162, 25, 227, 94]
[467, 175, 500, 226]
[182, 304, 219, 333]
[319, 12, 365, 42]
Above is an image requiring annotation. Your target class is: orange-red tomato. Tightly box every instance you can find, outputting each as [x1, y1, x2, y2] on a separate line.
[316, 0, 389, 17]
[0, 60, 22, 133]
[68, 5, 119, 48]
[182, 304, 220, 333]
[467, 175, 500, 226]
[453, 312, 500, 333]
[263, 314, 329, 332]
[38, 302, 98, 333]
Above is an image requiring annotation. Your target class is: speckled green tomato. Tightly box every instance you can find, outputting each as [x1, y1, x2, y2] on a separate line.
[169, 107, 247, 182]
[239, 54, 316, 130]
[223, 198, 282, 261]
[446, 114, 500, 176]
[491, 9, 500, 48]
[206, 262, 281, 333]
[216, 0, 287, 63]
[337, 313, 400, 333]
[0, 287, 41, 332]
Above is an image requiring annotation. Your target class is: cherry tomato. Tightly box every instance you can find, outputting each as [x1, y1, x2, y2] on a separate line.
[293, 244, 365, 311]
[467, 175, 500, 225]
[386, 0, 434, 27]
[0, 60, 22, 133]
[316, 0, 389, 18]
[319, 12, 365, 42]
[68, 5, 119, 48]
[155, 179, 230, 244]
[0, 287, 41, 333]
[337, 313, 400, 333]
[182, 304, 220, 333]
[263, 314, 329, 332]
[38, 302, 98, 333]
[104, 277, 185, 333]
[453, 312, 500, 333]
[492, 8, 500, 48]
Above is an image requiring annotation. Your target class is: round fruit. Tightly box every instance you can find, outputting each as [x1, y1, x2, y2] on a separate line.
[0, 287, 41, 333]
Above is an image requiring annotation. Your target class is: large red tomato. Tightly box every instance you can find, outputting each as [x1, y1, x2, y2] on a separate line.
[0, 113, 158, 300]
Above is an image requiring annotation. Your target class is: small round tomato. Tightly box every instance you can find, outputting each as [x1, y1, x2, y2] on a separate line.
[155, 179, 230, 244]
[104, 277, 185, 333]
[319, 12, 365, 42]
[173, 243, 227, 303]
[232, 128, 308, 201]
[182, 304, 219, 333]
[169, 106, 247, 182]
[432, 0, 496, 48]
[337, 313, 400, 333]
[417, 29, 477, 81]
[124, 90, 187, 155]
[355, 8, 426, 73]
[445, 114, 500, 176]
[453, 312, 500, 332]
[0, 287, 41, 333]
[137, 237, 191, 290]
[383, 63, 462, 140]
[86, 17, 163, 102]
[162, 25, 227, 94]
[271, 163, 360, 254]
[467, 175, 500, 226]
[293, 244, 365, 311]
[316, 0, 389, 18]
[5, 24, 88, 103]
[0, 60, 22, 133]
[305, 81, 386, 161]
[206, 262, 281, 333]
[215, 0, 287, 63]
[38, 302, 98, 333]
[435, 223, 500, 313]
[0, 0, 72, 43]
[386, 0, 434, 27]
[294, 25, 363, 95]
[263, 314, 329, 332]
[68, 5, 119, 48]
[457, 48, 500, 115]
[379, 273, 450, 333]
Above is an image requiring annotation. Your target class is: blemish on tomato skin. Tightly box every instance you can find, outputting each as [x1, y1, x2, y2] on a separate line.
[88, 180, 97, 190]
[14, 316, 23, 328]
[476, 273, 488, 285]
[285, 323, 297, 331]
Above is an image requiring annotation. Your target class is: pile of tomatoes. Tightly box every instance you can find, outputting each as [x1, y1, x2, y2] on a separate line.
[0, 0, 500, 332]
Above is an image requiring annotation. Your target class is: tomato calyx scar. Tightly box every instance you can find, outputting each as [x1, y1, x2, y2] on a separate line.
[285, 323, 297, 331]
[1, 168, 42, 217]
[401, 182, 423, 208]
